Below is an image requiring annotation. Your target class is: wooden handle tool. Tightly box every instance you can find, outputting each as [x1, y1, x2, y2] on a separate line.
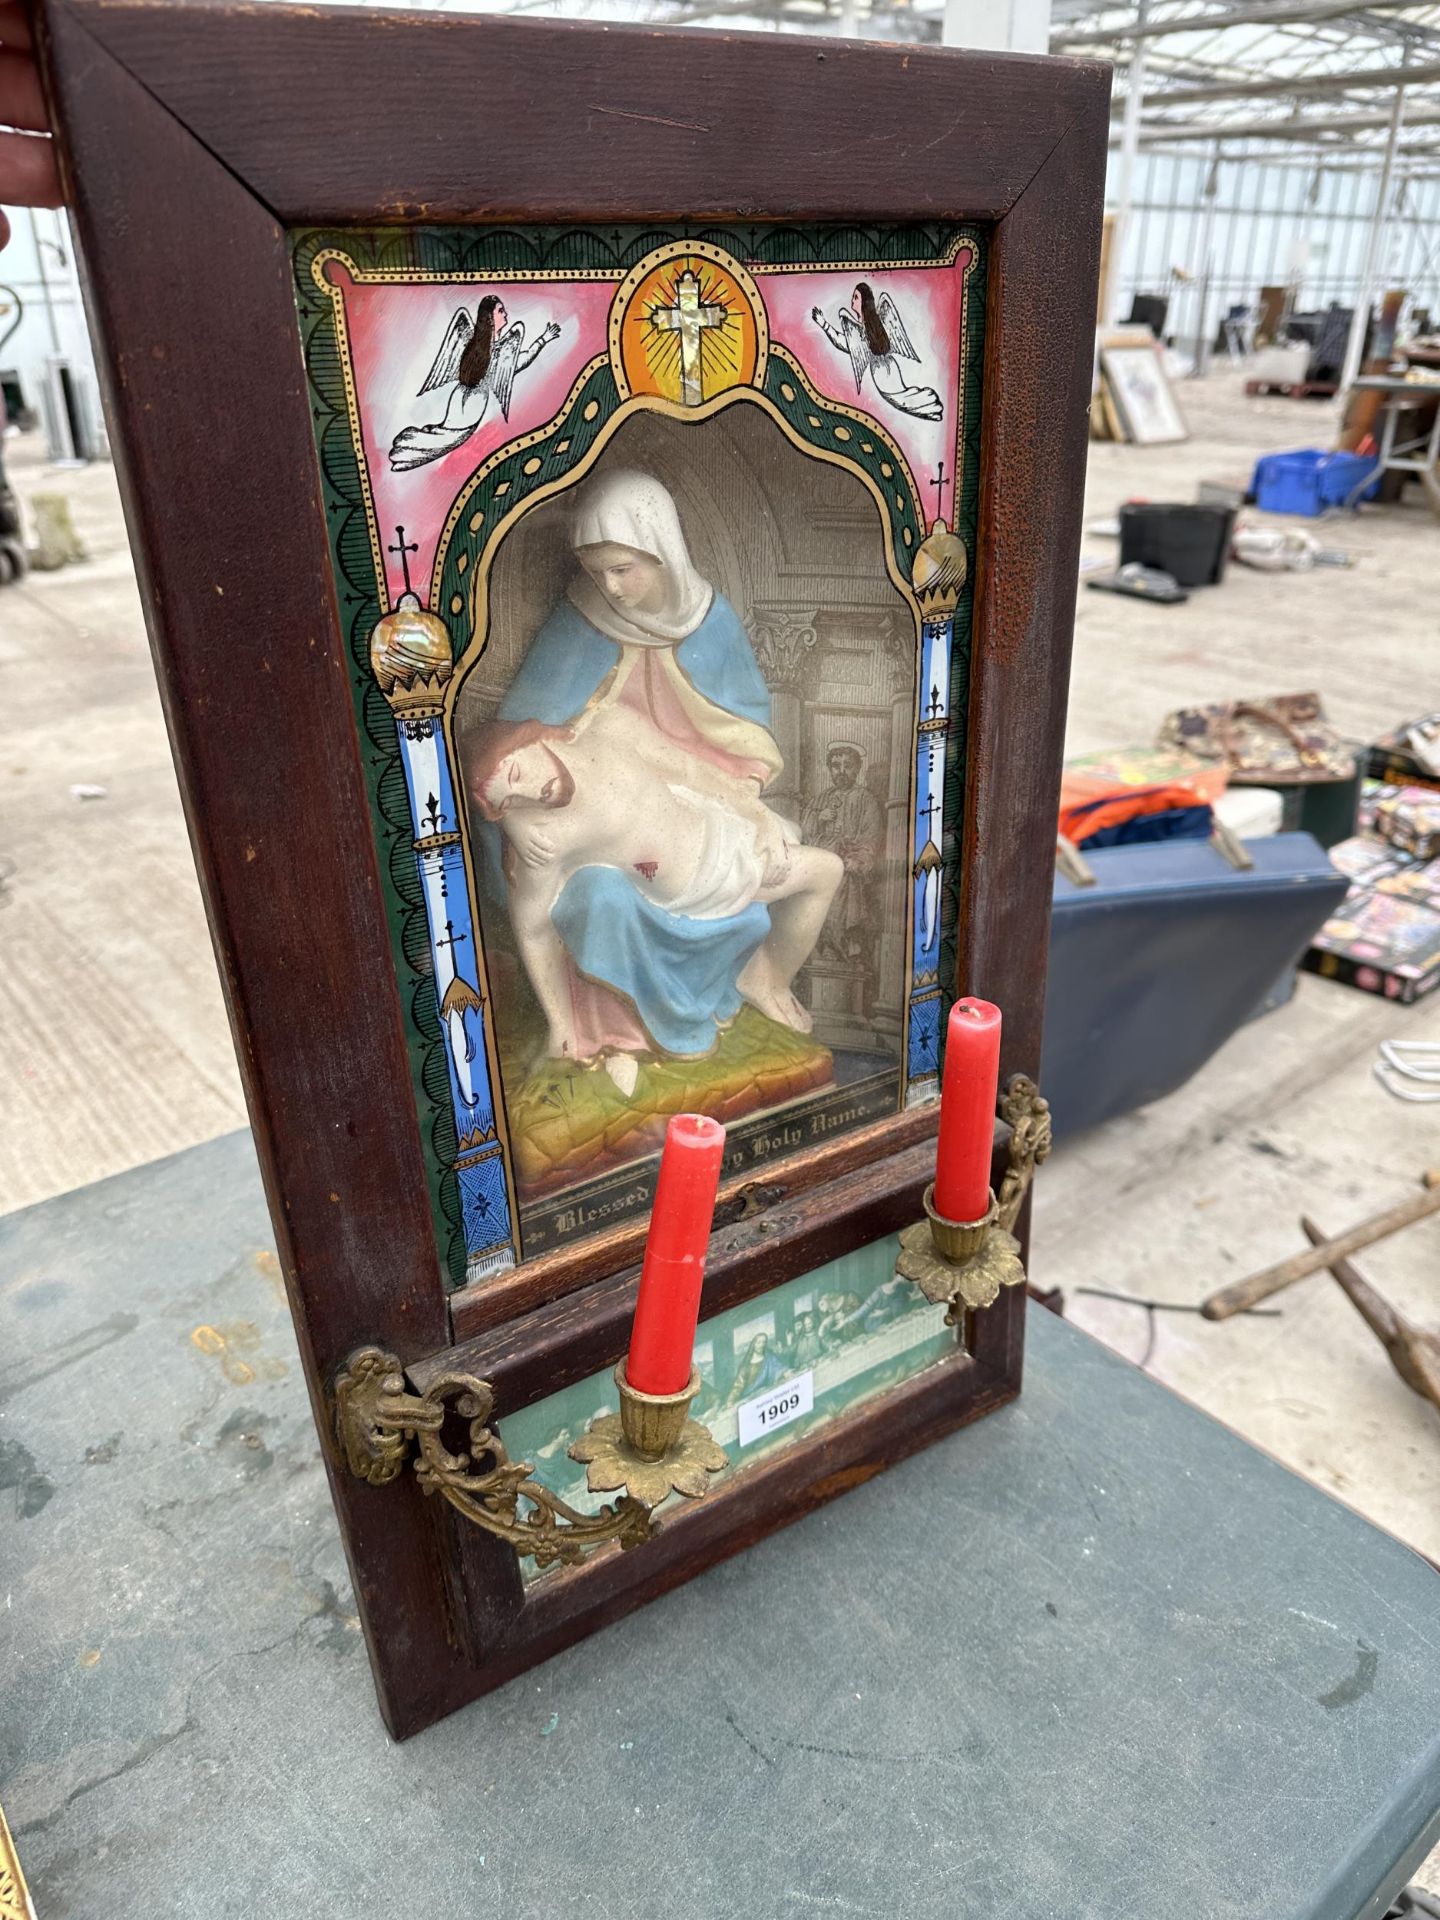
[1300, 1216, 1440, 1410]
[1200, 1170, 1440, 1322]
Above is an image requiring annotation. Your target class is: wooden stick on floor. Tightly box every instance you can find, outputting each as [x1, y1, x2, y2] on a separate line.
[1201, 1171, 1440, 1322]
[1300, 1215, 1440, 1413]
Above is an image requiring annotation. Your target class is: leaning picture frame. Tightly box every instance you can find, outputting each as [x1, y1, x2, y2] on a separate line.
[1100, 335, 1189, 445]
[38, 0, 1109, 1738]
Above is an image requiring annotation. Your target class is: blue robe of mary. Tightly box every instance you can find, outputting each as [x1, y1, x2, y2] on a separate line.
[490, 592, 780, 1058]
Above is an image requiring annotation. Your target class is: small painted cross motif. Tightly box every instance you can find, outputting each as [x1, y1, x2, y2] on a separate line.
[930, 459, 953, 514]
[918, 793, 940, 841]
[388, 525, 418, 599]
[434, 919, 469, 961]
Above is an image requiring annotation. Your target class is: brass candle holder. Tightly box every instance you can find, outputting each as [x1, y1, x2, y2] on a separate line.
[569, 1363, 729, 1507]
[895, 1074, 1052, 1324]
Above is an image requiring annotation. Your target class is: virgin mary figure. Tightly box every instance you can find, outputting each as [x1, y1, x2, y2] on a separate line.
[497, 468, 779, 785]
[484, 468, 818, 1094]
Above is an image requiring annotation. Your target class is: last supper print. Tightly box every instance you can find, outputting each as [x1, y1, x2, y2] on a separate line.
[293, 224, 985, 1285]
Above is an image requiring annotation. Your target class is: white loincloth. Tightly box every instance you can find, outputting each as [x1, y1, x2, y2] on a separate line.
[658, 786, 767, 920]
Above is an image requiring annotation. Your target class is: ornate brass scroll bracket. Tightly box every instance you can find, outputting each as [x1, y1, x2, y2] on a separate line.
[994, 1073, 1054, 1233]
[333, 1348, 654, 1569]
[895, 1074, 1052, 1326]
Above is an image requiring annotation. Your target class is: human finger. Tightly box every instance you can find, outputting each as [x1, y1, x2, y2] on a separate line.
[0, 2, 36, 52]
[0, 126, 62, 209]
[0, 47, 48, 130]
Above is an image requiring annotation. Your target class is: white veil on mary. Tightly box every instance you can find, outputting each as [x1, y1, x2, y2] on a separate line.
[567, 469, 714, 648]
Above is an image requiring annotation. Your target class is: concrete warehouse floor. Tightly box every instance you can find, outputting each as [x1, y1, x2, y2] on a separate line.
[2, 371, 1438, 1872]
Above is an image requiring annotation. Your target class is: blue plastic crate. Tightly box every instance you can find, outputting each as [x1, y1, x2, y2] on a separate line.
[1251, 449, 1380, 516]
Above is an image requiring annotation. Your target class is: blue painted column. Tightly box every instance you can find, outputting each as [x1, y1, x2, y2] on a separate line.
[905, 522, 968, 1105]
[370, 592, 517, 1280]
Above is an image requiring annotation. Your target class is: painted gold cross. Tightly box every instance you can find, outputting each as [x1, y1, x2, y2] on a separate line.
[650, 270, 727, 406]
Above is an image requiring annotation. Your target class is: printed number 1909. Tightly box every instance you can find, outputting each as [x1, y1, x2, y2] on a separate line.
[736, 1370, 815, 1448]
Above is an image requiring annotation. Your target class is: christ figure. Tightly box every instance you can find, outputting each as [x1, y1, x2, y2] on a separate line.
[467, 700, 842, 1097]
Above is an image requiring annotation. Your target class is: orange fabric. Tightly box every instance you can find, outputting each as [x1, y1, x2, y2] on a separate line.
[1059, 749, 1228, 845]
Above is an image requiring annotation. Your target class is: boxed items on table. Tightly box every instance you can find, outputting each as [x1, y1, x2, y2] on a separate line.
[1374, 785, 1440, 861]
[1365, 713, 1440, 792]
[1304, 823, 1440, 1003]
[1375, 858, 1440, 911]
[1304, 888, 1440, 1004]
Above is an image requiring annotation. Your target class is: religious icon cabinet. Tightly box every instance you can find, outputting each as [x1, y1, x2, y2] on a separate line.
[38, 0, 1109, 1736]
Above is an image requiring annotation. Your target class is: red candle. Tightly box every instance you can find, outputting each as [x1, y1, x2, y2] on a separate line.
[933, 998, 1002, 1224]
[626, 1114, 727, 1395]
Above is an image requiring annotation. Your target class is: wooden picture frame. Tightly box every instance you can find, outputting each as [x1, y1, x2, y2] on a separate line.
[37, 0, 1109, 1738]
[1099, 332, 1189, 446]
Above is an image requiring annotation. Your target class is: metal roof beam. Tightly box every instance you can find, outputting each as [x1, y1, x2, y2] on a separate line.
[1133, 145, 1440, 165]
[1127, 98, 1440, 137]
[1054, 0, 1433, 50]
[1115, 56, 1440, 105]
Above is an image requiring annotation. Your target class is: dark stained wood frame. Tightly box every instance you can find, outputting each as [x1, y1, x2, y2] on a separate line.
[36, 0, 1109, 1739]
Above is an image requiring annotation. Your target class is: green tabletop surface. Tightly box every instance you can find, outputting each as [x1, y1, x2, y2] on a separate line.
[3, 1130, 1439, 1919]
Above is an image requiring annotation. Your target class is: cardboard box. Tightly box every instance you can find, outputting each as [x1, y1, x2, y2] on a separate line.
[1304, 883, 1440, 1003]
[1375, 785, 1440, 860]
[1376, 857, 1440, 912]
[1364, 714, 1440, 793]
[1327, 834, 1403, 884]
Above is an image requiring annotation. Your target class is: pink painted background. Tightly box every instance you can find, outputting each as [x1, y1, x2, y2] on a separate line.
[756, 251, 970, 510]
[331, 247, 972, 610]
[334, 263, 615, 604]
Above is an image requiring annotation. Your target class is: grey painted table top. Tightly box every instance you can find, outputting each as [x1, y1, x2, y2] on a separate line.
[2, 1129, 1439, 1920]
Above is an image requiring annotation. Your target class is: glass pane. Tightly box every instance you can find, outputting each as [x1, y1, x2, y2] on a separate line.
[292, 223, 986, 1285]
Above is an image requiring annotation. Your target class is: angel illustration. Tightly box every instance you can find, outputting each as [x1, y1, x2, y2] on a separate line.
[810, 283, 943, 423]
[389, 295, 562, 472]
